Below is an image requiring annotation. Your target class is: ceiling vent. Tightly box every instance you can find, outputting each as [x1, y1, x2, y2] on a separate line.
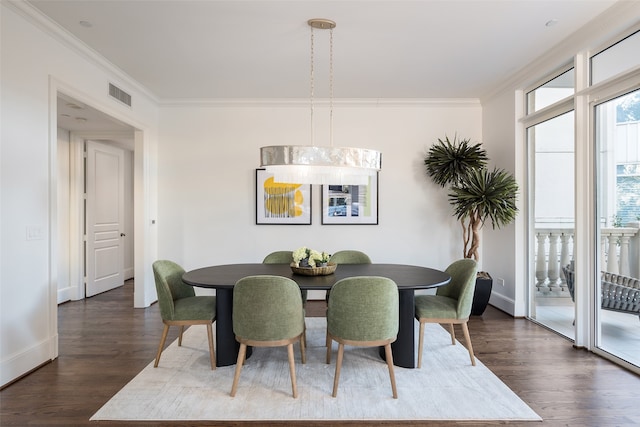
[108, 83, 132, 107]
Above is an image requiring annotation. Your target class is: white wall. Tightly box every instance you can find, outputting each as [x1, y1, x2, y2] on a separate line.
[1, 3, 159, 387]
[157, 101, 482, 272]
[481, 90, 522, 315]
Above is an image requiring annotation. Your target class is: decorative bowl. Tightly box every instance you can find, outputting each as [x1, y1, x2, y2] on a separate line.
[290, 262, 337, 276]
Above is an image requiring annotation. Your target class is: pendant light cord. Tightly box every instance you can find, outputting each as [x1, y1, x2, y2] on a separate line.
[329, 27, 334, 147]
[310, 23, 334, 148]
[310, 26, 315, 147]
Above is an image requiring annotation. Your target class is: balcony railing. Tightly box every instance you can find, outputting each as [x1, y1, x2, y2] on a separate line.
[534, 225, 640, 296]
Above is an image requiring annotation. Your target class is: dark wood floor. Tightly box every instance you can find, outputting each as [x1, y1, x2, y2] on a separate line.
[1, 280, 639, 427]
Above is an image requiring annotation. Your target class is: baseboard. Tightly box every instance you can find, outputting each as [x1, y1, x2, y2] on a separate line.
[0, 337, 53, 388]
[57, 286, 73, 304]
[488, 291, 515, 316]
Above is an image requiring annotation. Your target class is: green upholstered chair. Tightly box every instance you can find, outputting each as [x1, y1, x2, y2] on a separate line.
[329, 250, 372, 265]
[325, 250, 372, 303]
[152, 260, 217, 370]
[326, 276, 399, 398]
[415, 259, 478, 368]
[262, 250, 293, 264]
[262, 250, 307, 305]
[230, 275, 306, 398]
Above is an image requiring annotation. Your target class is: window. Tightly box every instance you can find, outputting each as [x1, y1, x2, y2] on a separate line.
[526, 68, 574, 114]
[591, 30, 640, 85]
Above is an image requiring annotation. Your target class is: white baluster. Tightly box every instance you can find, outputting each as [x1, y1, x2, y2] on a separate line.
[619, 235, 630, 276]
[536, 233, 548, 290]
[607, 235, 619, 274]
[601, 235, 607, 272]
[548, 233, 560, 290]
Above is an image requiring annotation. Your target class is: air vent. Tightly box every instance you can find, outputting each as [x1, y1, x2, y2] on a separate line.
[108, 83, 132, 107]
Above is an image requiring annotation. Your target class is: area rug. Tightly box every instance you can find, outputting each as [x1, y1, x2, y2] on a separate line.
[91, 317, 541, 422]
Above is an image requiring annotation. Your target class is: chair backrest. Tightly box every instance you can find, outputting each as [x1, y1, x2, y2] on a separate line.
[262, 251, 293, 264]
[436, 259, 478, 319]
[152, 260, 195, 320]
[329, 250, 372, 265]
[233, 275, 304, 341]
[327, 276, 398, 342]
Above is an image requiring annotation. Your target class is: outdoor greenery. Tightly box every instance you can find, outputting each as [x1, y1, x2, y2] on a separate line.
[424, 135, 519, 261]
[616, 92, 640, 123]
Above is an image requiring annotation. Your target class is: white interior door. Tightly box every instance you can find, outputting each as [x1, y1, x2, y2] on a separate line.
[85, 141, 125, 297]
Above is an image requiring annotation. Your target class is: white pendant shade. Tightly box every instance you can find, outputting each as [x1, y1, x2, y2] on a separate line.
[261, 145, 381, 185]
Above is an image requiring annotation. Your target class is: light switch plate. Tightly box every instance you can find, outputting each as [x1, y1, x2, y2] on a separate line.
[26, 226, 44, 240]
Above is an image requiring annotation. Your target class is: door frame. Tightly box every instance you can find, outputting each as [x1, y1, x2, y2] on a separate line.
[49, 78, 155, 360]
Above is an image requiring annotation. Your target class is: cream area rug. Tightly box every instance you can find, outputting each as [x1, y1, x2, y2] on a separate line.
[91, 317, 541, 422]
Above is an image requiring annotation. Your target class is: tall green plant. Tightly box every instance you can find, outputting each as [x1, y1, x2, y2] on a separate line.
[424, 135, 518, 261]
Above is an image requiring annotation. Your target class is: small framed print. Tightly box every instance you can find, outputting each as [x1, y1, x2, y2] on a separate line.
[321, 174, 378, 225]
[256, 169, 312, 225]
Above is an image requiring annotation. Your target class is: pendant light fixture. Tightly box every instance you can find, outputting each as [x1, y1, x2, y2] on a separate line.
[260, 18, 382, 185]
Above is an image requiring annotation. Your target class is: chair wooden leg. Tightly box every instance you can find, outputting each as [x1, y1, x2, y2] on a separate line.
[287, 343, 298, 398]
[206, 323, 216, 370]
[332, 343, 344, 397]
[303, 324, 307, 347]
[447, 323, 456, 345]
[461, 322, 476, 366]
[384, 343, 398, 399]
[326, 334, 332, 364]
[230, 343, 247, 397]
[417, 321, 425, 368]
[178, 325, 185, 346]
[154, 324, 170, 368]
[299, 333, 306, 364]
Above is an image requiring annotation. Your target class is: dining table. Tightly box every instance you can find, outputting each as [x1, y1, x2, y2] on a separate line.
[182, 263, 451, 368]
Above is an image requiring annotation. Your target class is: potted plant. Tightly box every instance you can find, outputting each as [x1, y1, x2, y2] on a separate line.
[293, 247, 331, 268]
[423, 135, 518, 314]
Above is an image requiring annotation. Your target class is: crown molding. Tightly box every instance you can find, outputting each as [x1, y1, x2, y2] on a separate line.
[159, 98, 481, 108]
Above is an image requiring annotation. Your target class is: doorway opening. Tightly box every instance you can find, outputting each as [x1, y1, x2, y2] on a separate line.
[56, 92, 136, 303]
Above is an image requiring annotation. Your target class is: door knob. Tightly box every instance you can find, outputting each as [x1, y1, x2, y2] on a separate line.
[120, 233, 126, 237]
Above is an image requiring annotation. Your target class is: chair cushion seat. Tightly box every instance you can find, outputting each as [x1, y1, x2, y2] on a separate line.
[415, 295, 458, 319]
[171, 296, 216, 321]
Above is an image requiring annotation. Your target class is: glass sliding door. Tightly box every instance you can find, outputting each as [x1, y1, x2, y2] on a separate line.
[522, 26, 639, 371]
[528, 111, 576, 339]
[594, 89, 640, 369]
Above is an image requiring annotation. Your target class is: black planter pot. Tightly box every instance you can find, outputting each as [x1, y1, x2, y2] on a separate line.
[471, 273, 493, 316]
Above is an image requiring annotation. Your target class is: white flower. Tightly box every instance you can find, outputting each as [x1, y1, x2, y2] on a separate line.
[292, 247, 309, 266]
[307, 250, 322, 267]
[291, 247, 330, 267]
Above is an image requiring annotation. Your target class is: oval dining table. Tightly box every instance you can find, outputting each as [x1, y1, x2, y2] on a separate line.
[182, 263, 450, 368]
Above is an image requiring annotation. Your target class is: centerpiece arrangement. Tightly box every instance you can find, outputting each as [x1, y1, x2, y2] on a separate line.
[291, 247, 336, 276]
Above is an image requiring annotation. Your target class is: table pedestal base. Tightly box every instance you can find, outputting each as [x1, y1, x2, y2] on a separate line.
[215, 288, 251, 366]
[379, 289, 416, 368]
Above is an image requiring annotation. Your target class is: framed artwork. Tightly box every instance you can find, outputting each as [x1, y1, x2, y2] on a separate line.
[321, 174, 378, 225]
[256, 169, 312, 225]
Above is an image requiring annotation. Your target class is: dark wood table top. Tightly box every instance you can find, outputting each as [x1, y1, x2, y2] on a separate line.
[182, 263, 450, 291]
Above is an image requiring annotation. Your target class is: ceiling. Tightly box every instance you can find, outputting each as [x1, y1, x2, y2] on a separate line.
[57, 93, 133, 133]
[28, 0, 620, 102]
